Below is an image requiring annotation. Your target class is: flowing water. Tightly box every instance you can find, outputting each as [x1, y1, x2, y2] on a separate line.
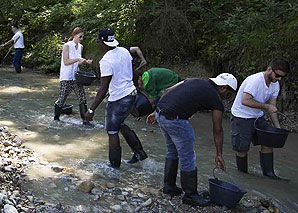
[0, 67, 297, 212]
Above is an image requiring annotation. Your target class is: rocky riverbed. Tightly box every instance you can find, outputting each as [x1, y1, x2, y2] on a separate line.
[0, 126, 283, 213]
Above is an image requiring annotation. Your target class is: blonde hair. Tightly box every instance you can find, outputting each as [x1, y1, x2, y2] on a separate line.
[68, 27, 84, 41]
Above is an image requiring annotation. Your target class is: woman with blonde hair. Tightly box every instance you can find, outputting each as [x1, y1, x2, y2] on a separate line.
[54, 27, 93, 125]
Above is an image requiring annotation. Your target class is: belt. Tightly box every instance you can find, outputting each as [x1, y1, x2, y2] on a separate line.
[157, 108, 188, 120]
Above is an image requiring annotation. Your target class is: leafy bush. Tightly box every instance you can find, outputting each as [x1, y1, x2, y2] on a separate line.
[30, 33, 63, 73]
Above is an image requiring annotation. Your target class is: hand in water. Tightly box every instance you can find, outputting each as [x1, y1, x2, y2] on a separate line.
[215, 155, 226, 171]
[146, 112, 156, 125]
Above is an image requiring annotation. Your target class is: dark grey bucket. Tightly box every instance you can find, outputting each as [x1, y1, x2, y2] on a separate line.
[131, 91, 153, 117]
[75, 71, 97, 86]
[253, 117, 290, 148]
[209, 168, 246, 209]
[62, 104, 73, 115]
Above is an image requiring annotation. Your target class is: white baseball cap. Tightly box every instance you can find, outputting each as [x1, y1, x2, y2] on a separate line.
[209, 73, 238, 91]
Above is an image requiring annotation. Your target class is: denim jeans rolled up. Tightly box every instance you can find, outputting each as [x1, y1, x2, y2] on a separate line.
[105, 94, 136, 134]
[156, 112, 196, 171]
[13, 48, 24, 68]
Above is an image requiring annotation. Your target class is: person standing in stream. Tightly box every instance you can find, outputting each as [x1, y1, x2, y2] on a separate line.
[54, 27, 93, 125]
[147, 73, 238, 206]
[85, 28, 147, 168]
[230, 58, 290, 179]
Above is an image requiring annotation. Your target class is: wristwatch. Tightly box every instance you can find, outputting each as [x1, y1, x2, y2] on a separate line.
[88, 108, 94, 114]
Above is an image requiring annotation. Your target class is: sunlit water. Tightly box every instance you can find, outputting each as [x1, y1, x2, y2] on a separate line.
[0, 67, 297, 212]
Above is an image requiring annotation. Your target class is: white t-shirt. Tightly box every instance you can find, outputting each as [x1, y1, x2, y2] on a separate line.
[231, 72, 280, 118]
[100, 47, 135, 102]
[12, 30, 24, 49]
[59, 40, 82, 81]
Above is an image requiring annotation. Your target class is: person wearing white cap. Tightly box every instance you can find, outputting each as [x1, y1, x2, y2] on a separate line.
[85, 28, 147, 168]
[230, 58, 290, 179]
[146, 74, 237, 207]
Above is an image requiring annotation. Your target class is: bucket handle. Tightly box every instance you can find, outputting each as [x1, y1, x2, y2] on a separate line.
[212, 167, 247, 194]
[276, 111, 298, 130]
[254, 112, 297, 132]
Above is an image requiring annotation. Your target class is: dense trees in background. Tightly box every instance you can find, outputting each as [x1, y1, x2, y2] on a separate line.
[1, 0, 298, 111]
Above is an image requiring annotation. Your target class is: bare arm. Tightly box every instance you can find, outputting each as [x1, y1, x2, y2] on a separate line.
[268, 98, 280, 128]
[85, 76, 111, 121]
[0, 39, 14, 48]
[62, 45, 82, 65]
[90, 76, 111, 110]
[242, 92, 277, 113]
[212, 109, 226, 171]
[130, 46, 147, 71]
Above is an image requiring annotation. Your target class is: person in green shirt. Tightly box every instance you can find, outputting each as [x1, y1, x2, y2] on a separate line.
[138, 67, 180, 106]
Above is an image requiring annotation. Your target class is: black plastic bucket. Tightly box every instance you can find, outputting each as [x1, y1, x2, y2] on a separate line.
[130, 91, 153, 117]
[209, 168, 246, 209]
[62, 104, 73, 115]
[75, 71, 97, 86]
[253, 117, 290, 148]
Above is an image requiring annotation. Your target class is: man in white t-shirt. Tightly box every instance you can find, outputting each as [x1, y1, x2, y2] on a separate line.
[0, 21, 24, 73]
[85, 28, 147, 168]
[231, 58, 290, 179]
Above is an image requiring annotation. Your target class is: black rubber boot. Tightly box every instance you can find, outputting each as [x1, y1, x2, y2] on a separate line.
[236, 155, 248, 173]
[120, 125, 148, 163]
[163, 158, 182, 196]
[260, 152, 279, 179]
[109, 147, 121, 168]
[79, 103, 93, 126]
[54, 104, 62, 121]
[15, 66, 21, 73]
[181, 168, 211, 207]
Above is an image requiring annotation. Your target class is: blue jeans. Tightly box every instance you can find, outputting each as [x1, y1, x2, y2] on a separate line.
[105, 94, 136, 134]
[13, 48, 24, 68]
[156, 112, 196, 171]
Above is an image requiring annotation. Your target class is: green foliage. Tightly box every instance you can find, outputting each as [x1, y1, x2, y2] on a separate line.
[1, 0, 298, 111]
[31, 33, 63, 73]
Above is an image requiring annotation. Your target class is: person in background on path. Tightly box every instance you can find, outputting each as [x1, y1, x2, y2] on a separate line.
[85, 28, 147, 168]
[230, 58, 290, 179]
[54, 27, 93, 125]
[138, 67, 180, 108]
[147, 73, 237, 206]
[0, 21, 24, 73]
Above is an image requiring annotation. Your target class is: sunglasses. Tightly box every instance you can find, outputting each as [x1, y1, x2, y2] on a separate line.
[272, 67, 287, 79]
[76, 35, 84, 39]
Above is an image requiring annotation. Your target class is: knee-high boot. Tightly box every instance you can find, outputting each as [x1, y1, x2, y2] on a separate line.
[163, 158, 182, 196]
[236, 155, 248, 173]
[120, 124, 148, 163]
[79, 103, 92, 126]
[54, 104, 62, 121]
[181, 168, 211, 207]
[260, 152, 279, 179]
[109, 146, 121, 168]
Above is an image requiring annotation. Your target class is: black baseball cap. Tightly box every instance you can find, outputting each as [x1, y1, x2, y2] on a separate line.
[97, 28, 119, 47]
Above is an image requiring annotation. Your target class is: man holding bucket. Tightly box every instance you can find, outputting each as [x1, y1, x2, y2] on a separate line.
[147, 73, 237, 206]
[230, 58, 290, 179]
[85, 28, 147, 168]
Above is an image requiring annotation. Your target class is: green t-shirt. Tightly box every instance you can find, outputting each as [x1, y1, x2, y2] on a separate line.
[142, 67, 179, 98]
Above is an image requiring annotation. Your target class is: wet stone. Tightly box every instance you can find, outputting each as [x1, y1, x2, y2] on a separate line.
[77, 180, 94, 193]
[110, 205, 122, 211]
[3, 204, 18, 213]
[106, 183, 115, 189]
